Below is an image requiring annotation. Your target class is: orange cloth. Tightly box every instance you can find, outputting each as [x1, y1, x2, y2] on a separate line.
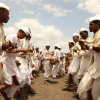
[65, 59, 69, 72]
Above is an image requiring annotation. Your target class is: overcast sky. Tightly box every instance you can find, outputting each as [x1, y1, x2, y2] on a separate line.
[1, 0, 100, 52]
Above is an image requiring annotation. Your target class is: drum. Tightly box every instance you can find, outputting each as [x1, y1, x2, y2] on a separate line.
[50, 56, 59, 65]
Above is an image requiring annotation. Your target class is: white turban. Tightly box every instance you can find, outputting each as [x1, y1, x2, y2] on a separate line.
[46, 43, 50, 46]
[58, 46, 61, 48]
[88, 17, 100, 23]
[55, 45, 58, 47]
[69, 40, 74, 43]
[20, 27, 30, 36]
[79, 28, 88, 33]
[0, 3, 10, 11]
[73, 33, 79, 37]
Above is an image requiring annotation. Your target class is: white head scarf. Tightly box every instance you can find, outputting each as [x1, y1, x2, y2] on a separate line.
[0, 3, 10, 11]
[73, 33, 79, 37]
[20, 27, 30, 36]
[88, 17, 100, 23]
[46, 43, 50, 46]
[79, 28, 88, 33]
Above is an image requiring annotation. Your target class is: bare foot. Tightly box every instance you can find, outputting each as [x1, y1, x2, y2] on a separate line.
[28, 86, 36, 93]
[44, 80, 50, 85]
[62, 87, 71, 91]
[14, 91, 20, 97]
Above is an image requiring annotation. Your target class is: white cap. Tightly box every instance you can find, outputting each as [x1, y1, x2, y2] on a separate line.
[69, 40, 74, 43]
[0, 3, 10, 11]
[55, 45, 58, 47]
[73, 33, 79, 37]
[46, 43, 50, 46]
[58, 46, 61, 48]
[20, 27, 30, 36]
[79, 28, 88, 33]
[88, 17, 100, 23]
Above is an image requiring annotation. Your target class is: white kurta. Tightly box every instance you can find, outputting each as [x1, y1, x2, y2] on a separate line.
[1, 34, 21, 98]
[0, 23, 5, 81]
[52, 49, 60, 78]
[77, 37, 92, 79]
[32, 51, 40, 71]
[18, 38, 32, 86]
[68, 42, 81, 75]
[61, 50, 65, 74]
[77, 29, 100, 100]
[67, 46, 74, 75]
[0, 23, 5, 55]
[43, 49, 51, 80]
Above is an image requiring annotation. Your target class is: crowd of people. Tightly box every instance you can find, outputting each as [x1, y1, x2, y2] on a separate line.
[0, 3, 67, 100]
[62, 17, 100, 100]
[0, 2, 100, 100]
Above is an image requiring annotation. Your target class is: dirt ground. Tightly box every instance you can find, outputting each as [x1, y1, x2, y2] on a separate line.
[0, 72, 80, 100]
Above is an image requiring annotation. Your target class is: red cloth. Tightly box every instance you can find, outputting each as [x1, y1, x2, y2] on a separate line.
[1, 62, 3, 68]
[12, 76, 19, 86]
[1, 91, 11, 100]
[39, 60, 43, 71]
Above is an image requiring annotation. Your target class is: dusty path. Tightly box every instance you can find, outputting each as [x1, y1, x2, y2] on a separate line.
[0, 72, 79, 100]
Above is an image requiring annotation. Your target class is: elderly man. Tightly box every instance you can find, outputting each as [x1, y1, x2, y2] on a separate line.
[77, 17, 100, 100]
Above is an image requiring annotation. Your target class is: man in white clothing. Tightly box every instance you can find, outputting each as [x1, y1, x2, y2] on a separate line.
[62, 41, 74, 91]
[52, 45, 60, 78]
[32, 47, 40, 77]
[1, 27, 30, 100]
[58, 47, 63, 77]
[68, 34, 81, 87]
[77, 28, 91, 80]
[15, 32, 36, 99]
[77, 17, 100, 100]
[43, 43, 51, 84]
[0, 3, 12, 82]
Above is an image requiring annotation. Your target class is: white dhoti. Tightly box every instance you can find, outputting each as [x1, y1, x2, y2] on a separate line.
[33, 60, 40, 71]
[1, 62, 21, 98]
[52, 63, 59, 78]
[77, 72, 93, 100]
[92, 77, 100, 100]
[0, 56, 2, 81]
[62, 62, 65, 74]
[44, 60, 51, 80]
[17, 57, 30, 87]
[73, 68, 79, 86]
[68, 56, 80, 75]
